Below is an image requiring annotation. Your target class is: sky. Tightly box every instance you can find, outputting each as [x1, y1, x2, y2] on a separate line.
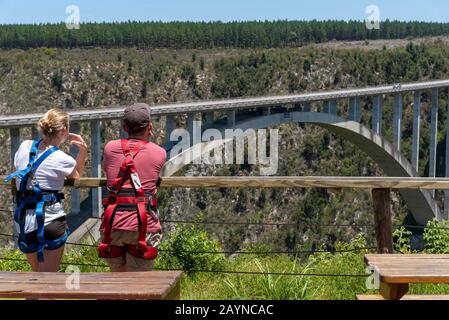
[0, 0, 448, 24]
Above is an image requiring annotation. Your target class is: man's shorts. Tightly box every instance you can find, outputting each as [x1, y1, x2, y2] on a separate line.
[100, 230, 162, 271]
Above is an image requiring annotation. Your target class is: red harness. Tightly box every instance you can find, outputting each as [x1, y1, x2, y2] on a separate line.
[98, 139, 159, 260]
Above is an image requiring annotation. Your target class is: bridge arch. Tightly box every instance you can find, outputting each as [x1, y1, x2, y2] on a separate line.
[162, 112, 439, 225]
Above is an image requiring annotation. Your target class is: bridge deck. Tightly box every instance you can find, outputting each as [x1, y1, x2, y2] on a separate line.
[1, 79, 448, 127]
[0, 271, 182, 300]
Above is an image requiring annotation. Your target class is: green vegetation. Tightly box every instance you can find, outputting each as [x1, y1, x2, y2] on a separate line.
[157, 225, 226, 273]
[1, 20, 449, 49]
[2, 220, 449, 300]
[2, 39, 449, 265]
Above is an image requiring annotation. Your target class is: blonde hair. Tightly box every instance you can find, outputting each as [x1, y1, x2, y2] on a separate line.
[37, 109, 69, 137]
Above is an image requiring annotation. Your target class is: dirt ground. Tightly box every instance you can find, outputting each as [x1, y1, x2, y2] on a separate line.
[313, 36, 449, 50]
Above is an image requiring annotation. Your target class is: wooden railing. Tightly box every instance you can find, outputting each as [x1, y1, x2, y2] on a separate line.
[3, 176, 449, 189]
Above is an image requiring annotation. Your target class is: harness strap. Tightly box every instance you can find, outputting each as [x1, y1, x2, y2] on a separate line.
[101, 139, 154, 258]
[121, 139, 150, 254]
[7, 140, 60, 262]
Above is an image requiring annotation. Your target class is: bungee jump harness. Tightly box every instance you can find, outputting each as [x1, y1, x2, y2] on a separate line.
[99, 139, 159, 260]
[3, 140, 68, 262]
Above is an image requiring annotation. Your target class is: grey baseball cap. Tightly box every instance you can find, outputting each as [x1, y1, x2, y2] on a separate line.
[123, 103, 151, 129]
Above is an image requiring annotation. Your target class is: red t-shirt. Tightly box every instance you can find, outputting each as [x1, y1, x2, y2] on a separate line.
[101, 139, 167, 233]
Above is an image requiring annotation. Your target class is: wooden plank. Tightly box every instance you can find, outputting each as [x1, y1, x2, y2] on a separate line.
[365, 254, 449, 284]
[5, 176, 449, 190]
[379, 282, 409, 300]
[162, 279, 181, 300]
[372, 189, 393, 254]
[0, 271, 182, 300]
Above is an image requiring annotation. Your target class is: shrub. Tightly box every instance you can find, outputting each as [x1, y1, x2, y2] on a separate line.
[51, 71, 63, 92]
[423, 219, 449, 254]
[0, 249, 30, 271]
[393, 226, 413, 254]
[156, 225, 226, 274]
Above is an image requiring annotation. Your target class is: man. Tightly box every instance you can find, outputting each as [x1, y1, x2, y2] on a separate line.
[99, 103, 167, 272]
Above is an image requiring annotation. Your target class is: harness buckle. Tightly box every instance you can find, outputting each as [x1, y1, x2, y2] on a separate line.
[125, 158, 133, 167]
[108, 194, 118, 203]
[107, 186, 118, 195]
[29, 172, 38, 186]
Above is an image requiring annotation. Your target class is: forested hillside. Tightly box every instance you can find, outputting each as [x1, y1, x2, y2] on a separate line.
[1, 20, 449, 49]
[1, 38, 449, 252]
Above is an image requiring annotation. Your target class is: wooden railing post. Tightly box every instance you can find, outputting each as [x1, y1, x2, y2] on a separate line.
[372, 188, 394, 254]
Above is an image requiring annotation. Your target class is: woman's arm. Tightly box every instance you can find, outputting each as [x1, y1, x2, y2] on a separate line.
[67, 134, 88, 179]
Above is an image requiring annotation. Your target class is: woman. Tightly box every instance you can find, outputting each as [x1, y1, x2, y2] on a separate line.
[5, 108, 87, 272]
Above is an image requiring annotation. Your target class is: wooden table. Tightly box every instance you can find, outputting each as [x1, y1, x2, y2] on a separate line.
[0, 271, 182, 300]
[365, 254, 449, 300]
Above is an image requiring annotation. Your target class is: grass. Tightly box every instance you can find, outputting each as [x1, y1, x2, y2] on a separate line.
[0, 238, 375, 300]
[3, 223, 449, 300]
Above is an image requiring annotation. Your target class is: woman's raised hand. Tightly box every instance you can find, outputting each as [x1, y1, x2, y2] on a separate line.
[69, 133, 87, 150]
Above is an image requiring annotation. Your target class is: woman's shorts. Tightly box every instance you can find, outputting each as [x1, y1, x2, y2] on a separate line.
[22, 216, 68, 252]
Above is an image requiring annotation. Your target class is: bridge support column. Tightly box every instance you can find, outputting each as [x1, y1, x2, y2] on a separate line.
[165, 115, 175, 145]
[9, 128, 20, 170]
[429, 88, 439, 198]
[263, 107, 271, 116]
[187, 113, 196, 146]
[324, 100, 337, 115]
[323, 100, 330, 113]
[372, 95, 382, 135]
[31, 127, 41, 141]
[393, 94, 403, 152]
[91, 121, 102, 218]
[188, 113, 203, 148]
[119, 120, 128, 139]
[9, 127, 20, 247]
[204, 112, 214, 128]
[70, 122, 81, 216]
[349, 97, 361, 122]
[412, 91, 421, 171]
[445, 88, 449, 219]
[227, 111, 236, 127]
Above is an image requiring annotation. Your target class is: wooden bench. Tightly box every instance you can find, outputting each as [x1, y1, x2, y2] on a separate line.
[0, 271, 182, 300]
[364, 254, 449, 300]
